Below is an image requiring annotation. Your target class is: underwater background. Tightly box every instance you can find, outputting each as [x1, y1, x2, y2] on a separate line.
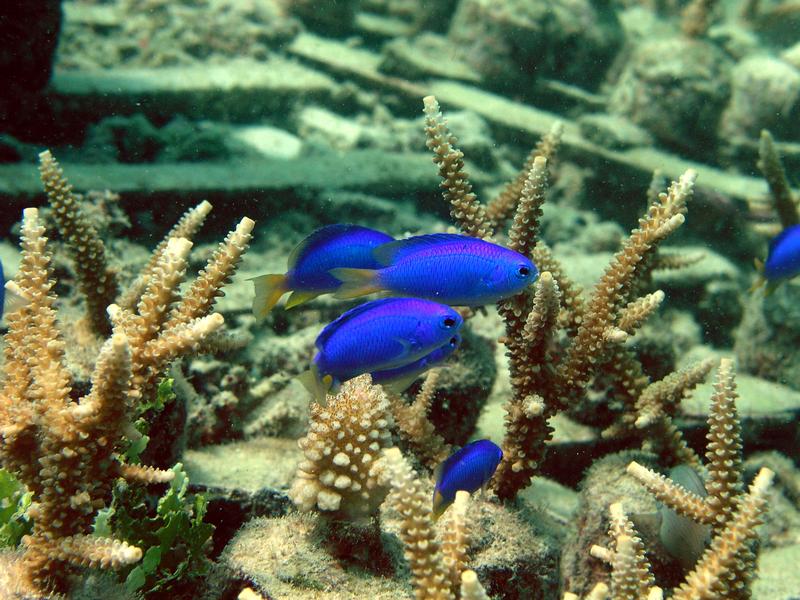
[1, 0, 800, 598]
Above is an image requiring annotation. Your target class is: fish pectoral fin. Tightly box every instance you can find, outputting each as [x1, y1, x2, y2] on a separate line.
[3, 281, 30, 315]
[330, 268, 382, 299]
[431, 490, 447, 521]
[250, 274, 287, 320]
[285, 290, 322, 309]
[378, 372, 422, 395]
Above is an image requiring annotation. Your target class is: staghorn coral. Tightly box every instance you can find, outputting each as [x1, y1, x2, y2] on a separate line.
[38, 150, 119, 336]
[0, 208, 169, 595]
[390, 369, 452, 471]
[756, 129, 799, 231]
[589, 466, 773, 600]
[423, 96, 493, 241]
[0, 155, 254, 595]
[419, 96, 718, 505]
[289, 374, 394, 521]
[598, 359, 769, 599]
[373, 447, 473, 600]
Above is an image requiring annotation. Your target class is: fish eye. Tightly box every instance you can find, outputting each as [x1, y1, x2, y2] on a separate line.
[442, 316, 457, 329]
[517, 265, 531, 278]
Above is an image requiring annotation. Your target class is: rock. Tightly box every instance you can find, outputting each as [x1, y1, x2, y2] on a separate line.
[231, 125, 303, 160]
[735, 279, 800, 391]
[184, 437, 300, 556]
[720, 56, 800, 147]
[379, 32, 481, 83]
[296, 106, 365, 151]
[577, 113, 654, 150]
[609, 37, 731, 156]
[415, 325, 497, 446]
[752, 544, 800, 599]
[448, 0, 622, 94]
[284, 0, 358, 34]
[220, 512, 407, 599]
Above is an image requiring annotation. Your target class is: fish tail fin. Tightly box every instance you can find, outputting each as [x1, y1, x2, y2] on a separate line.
[330, 268, 382, 299]
[3, 281, 30, 315]
[297, 364, 334, 403]
[285, 290, 322, 309]
[250, 274, 286, 320]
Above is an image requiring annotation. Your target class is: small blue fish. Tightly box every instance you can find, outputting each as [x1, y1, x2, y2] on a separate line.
[331, 233, 537, 306]
[299, 298, 463, 400]
[758, 223, 800, 287]
[251, 224, 393, 319]
[371, 333, 461, 393]
[432, 439, 503, 519]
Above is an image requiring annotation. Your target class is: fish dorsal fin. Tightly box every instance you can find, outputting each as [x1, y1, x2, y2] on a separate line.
[287, 224, 359, 269]
[373, 233, 470, 266]
[315, 298, 400, 349]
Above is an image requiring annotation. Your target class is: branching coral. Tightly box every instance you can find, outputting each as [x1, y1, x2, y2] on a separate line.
[0, 155, 254, 596]
[0, 209, 167, 594]
[578, 359, 773, 600]
[373, 447, 473, 600]
[589, 467, 773, 600]
[421, 95, 708, 501]
[39, 150, 120, 336]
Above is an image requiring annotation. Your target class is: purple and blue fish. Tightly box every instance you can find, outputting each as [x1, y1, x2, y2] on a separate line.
[299, 297, 463, 400]
[754, 223, 800, 293]
[331, 233, 538, 306]
[371, 333, 461, 393]
[251, 224, 394, 319]
[432, 439, 503, 519]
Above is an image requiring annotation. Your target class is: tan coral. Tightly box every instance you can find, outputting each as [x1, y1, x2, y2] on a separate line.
[486, 121, 563, 231]
[38, 150, 119, 336]
[373, 447, 455, 600]
[0, 209, 169, 595]
[389, 369, 451, 470]
[423, 95, 492, 240]
[591, 467, 773, 600]
[290, 374, 394, 520]
[118, 200, 213, 310]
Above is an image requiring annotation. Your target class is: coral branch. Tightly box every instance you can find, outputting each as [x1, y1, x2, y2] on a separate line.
[38, 150, 118, 335]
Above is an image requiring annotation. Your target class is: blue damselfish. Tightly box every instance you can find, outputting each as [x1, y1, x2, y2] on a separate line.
[331, 233, 537, 306]
[764, 223, 800, 282]
[251, 224, 393, 319]
[432, 439, 503, 519]
[299, 297, 463, 400]
[371, 333, 461, 393]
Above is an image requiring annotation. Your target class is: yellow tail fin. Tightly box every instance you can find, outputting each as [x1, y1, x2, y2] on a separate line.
[330, 268, 382, 299]
[285, 290, 322, 309]
[250, 274, 286, 321]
